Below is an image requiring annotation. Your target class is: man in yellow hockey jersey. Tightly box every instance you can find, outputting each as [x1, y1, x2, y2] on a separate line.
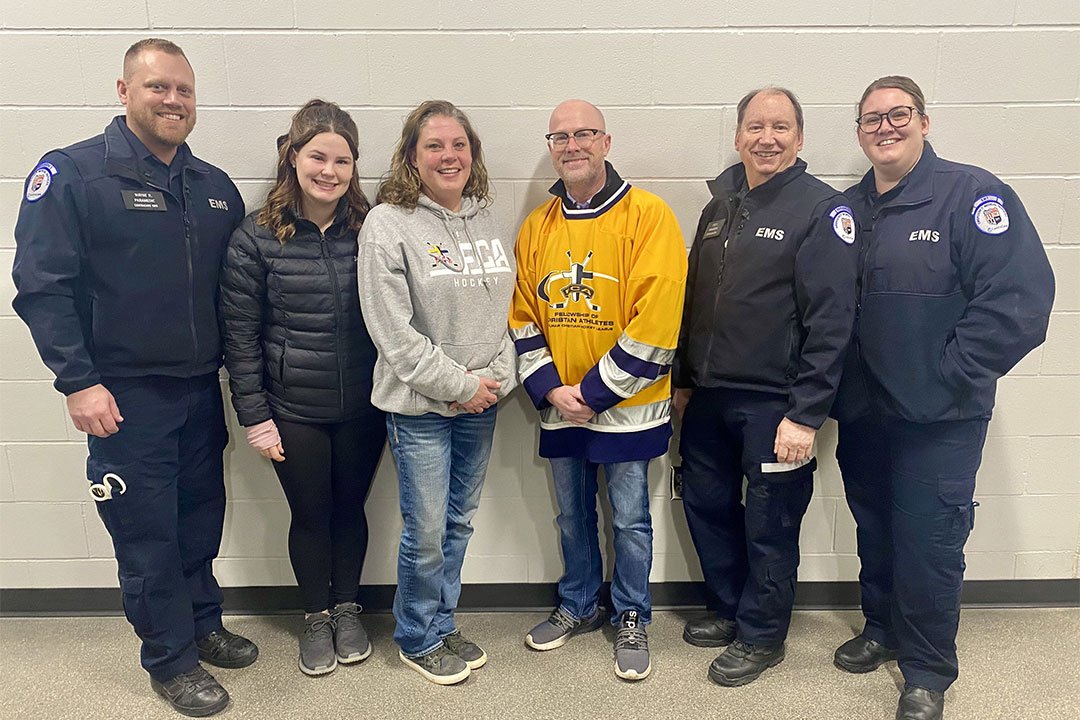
[512, 99, 687, 681]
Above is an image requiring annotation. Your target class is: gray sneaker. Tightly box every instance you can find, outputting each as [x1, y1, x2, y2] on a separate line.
[525, 606, 604, 651]
[614, 610, 651, 680]
[331, 602, 372, 664]
[443, 629, 487, 669]
[398, 643, 471, 685]
[299, 614, 337, 676]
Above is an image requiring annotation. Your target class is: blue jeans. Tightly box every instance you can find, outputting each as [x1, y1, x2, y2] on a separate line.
[387, 407, 497, 656]
[549, 457, 653, 625]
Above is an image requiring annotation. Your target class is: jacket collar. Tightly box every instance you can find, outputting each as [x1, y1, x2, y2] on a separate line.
[856, 142, 937, 207]
[287, 197, 357, 238]
[707, 157, 808, 201]
[102, 115, 210, 181]
[548, 161, 631, 220]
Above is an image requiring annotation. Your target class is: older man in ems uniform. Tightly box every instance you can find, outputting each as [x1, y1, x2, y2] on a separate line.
[672, 87, 858, 687]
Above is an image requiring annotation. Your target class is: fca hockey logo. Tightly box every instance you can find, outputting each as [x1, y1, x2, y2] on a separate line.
[537, 251, 618, 311]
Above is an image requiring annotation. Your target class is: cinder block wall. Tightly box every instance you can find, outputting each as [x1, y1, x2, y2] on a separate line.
[1, 2, 1077, 590]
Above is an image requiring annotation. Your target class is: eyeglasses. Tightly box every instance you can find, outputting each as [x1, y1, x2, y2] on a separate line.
[545, 129, 605, 149]
[856, 105, 923, 133]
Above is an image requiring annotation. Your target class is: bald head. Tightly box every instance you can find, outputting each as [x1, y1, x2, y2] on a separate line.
[546, 98, 611, 201]
[549, 99, 606, 133]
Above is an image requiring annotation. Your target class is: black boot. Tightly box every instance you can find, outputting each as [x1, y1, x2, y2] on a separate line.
[834, 634, 896, 673]
[150, 665, 229, 717]
[896, 686, 944, 720]
[196, 627, 259, 669]
[707, 640, 785, 686]
[683, 617, 736, 648]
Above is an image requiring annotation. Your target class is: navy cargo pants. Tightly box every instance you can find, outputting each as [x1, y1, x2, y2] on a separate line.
[836, 415, 986, 692]
[86, 373, 228, 682]
[680, 388, 814, 646]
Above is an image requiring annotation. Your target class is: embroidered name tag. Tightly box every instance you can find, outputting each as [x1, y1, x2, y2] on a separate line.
[702, 220, 725, 240]
[121, 190, 167, 211]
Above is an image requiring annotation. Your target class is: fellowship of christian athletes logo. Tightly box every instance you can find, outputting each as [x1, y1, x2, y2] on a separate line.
[537, 251, 618, 311]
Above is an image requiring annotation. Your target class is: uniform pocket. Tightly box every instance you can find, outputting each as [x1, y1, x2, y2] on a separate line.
[746, 472, 813, 535]
[86, 457, 136, 533]
[119, 574, 151, 630]
[937, 475, 975, 506]
[931, 475, 975, 563]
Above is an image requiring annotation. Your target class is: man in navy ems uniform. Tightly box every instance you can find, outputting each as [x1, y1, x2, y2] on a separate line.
[12, 39, 254, 717]
[672, 87, 857, 686]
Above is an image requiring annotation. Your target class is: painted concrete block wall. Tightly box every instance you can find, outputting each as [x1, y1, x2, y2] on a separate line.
[1, 2, 1077, 590]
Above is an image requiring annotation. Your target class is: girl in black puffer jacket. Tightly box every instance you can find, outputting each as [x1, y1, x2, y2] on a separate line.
[220, 100, 385, 677]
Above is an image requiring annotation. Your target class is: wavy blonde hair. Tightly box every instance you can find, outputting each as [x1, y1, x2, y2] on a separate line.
[376, 100, 492, 209]
[257, 99, 371, 244]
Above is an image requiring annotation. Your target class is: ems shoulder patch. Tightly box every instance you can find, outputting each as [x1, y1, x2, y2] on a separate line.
[972, 195, 1010, 235]
[25, 162, 57, 203]
[830, 205, 856, 244]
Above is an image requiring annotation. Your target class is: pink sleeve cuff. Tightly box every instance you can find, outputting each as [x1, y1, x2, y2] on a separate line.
[245, 419, 281, 451]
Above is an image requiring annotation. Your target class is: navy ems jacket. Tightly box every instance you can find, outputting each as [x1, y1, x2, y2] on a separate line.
[835, 143, 1055, 423]
[673, 159, 858, 429]
[12, 117, 244, 395]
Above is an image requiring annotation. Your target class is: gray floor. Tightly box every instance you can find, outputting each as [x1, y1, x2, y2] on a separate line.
[2, 608, 1078, 720]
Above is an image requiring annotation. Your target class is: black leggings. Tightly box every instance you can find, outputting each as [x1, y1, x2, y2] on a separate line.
[273, 415, 386, 613]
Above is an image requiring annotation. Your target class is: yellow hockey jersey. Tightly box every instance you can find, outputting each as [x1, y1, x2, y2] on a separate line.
[511, 164, 687, 462]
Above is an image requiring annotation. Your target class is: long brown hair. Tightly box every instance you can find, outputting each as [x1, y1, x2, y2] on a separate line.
[257, 99, 371, 243]
[376, 100, 492, 209]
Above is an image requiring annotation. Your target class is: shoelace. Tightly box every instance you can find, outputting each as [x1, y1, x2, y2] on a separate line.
[171, 667, 216, 693]
[305, 616, 335, 639]
[420, 645, 455, 669]
[615, 626, 648, 651]
[442, 632, 464, 654]
[730, 639, 754, 656]
[547, 607, 580, 632]
[331, 603, 361, 630]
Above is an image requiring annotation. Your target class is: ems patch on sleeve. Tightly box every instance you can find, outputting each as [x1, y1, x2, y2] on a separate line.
[830, 206, 856, 244]
[972, 195, 1010, 235]
[25, 162, 58, 203]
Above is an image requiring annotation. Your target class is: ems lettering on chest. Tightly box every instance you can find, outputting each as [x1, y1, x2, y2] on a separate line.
[121, 190, 167, 211]
[908, 229, 941, 243]
[754, 226, 785, 241]
[208, 198, 229, 210]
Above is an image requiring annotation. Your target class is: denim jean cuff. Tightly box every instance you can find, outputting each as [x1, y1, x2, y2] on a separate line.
[402, 639, 444, 659]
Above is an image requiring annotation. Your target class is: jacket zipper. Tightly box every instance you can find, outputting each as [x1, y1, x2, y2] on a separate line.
[319, 231, 346, 414]
[148, 176, 199, 371]
[702, 196, 749, 373]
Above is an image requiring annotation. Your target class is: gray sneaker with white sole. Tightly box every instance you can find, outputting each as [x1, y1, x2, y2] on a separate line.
[614, 610, 651, 680]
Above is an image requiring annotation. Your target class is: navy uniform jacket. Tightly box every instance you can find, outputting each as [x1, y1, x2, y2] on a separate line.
[672, 159, 859, 429]
[12, 116, 244, 395]
[835, 143, 1055, 423]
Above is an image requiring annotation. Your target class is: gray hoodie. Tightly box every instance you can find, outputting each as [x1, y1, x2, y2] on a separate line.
[358, 194, 517, 416]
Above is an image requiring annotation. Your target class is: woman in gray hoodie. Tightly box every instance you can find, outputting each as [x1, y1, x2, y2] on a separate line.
[358, 100, 516, 685]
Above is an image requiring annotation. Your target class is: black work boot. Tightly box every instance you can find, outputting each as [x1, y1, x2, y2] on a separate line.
[834, 634, 896, 673]
[707, 640, 785, 686]
[196, 627, 259, 669]
[896, 685, 944, 719]
[683, 616, 736, 648]
[150, 665, 229, 717]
